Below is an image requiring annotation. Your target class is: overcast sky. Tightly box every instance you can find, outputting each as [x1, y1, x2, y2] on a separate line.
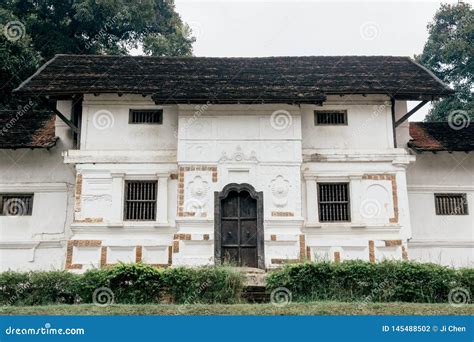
[175, 0, 463, 120]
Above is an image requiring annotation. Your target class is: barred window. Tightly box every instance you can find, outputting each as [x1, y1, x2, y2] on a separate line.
[129, 109, 163, 124]
[0, 194, 34, 216]
[315, 110, 347, 125]
[435, 194, 468, 215]
[318, 183, 350, 222]
[124, 181, 157, 221]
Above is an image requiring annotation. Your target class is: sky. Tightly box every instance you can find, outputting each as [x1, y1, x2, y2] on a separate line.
[174, 0, 464, 121]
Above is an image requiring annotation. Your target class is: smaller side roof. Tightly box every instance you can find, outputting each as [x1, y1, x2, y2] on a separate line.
[408, 122, 474, 152]
[0, 110, 58, 149]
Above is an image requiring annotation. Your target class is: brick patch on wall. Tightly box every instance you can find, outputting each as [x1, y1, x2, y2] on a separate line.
[74, 173, 82, 214]
[384, 240, 402, 247]
[306, 246, 312, 260]
[368, 240, 375, 263]
[362, 174, 399, 223]
[66, 240, 173, 269]
[402, 246, 408, 260]
[271, 211, 294, 217]
[177, 165, 217, 217]
[73, 217, 104, 223]
[334, 251, 341, 263]
[135, 246, 142, 263]
[299, 234, 306, 261]
[100, 246, 109, 267]
[66, 240, 101, 269]
[271, 259, 300, 265]
[172, 233, 211, 254]
[270, 234, 277, 241]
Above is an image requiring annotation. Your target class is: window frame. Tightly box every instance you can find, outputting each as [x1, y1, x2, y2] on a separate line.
[0, 193, 34, 216]
[123, 180, 158, 221]
[317, 182, 351, 222]
[128, 109, 163, 125]
[434, 193, 469, 216]
[314, 110, 348, 126]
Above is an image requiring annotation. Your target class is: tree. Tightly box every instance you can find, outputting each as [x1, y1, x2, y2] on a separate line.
[417, 2, 473, 122]
[0, 0, 195, 108]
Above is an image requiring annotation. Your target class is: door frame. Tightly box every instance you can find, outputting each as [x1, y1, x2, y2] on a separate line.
[214, 183, 265, 269]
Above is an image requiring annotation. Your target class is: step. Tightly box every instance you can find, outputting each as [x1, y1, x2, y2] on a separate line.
[242, 286, 270, 303]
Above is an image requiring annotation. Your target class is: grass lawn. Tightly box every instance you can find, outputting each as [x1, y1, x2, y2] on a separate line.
[1, 302, 472, 316]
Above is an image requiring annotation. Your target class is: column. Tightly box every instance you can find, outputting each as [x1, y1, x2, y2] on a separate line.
[305, 177, 319, 226]
[110, 172, 125, 225]
[349, 175, 363, 227]
[157, 175, 169, 225]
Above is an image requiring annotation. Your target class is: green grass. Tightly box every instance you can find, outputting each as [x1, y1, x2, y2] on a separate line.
[1, 302, 472, 316]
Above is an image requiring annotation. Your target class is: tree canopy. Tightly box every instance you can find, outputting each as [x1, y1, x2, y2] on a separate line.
[0, 0, 195, 108]
[417, 2, 473, 122]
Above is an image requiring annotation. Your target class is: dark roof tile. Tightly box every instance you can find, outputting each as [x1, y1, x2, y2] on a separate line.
[0, 110, 57, 149]
[14, 55, 453, 103]
[408, 122, 474, 152]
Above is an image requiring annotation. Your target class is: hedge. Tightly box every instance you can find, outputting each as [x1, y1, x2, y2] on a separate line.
[266, 260, 473, 303]
[0, 264, 244, 306]
[1, 261, 471, 306]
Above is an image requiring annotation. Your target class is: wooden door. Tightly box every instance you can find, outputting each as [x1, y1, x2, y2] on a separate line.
[215, 184, 264, 268]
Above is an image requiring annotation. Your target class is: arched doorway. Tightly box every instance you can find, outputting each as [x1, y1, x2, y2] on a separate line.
[214, 183, 264, 269]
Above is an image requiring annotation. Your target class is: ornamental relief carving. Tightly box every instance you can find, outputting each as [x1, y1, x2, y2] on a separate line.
[185, 175, 210, 214]
[219, 145, 258, 163]
[270, 175, 291, 208]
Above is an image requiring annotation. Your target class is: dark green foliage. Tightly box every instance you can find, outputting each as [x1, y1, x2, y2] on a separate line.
[105, 263, 162, 304]
[416, 2, 473, 121]
[74, 267, 111, 304]
[161, 266, 244, 304]
[0, 271, 79, 305]
[0, 264, 243, 305]
[0, 0, 195, 109]
[267, 261, 470, 303]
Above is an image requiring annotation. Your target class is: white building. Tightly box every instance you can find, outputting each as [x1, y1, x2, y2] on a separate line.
[1, 55, 472, 271]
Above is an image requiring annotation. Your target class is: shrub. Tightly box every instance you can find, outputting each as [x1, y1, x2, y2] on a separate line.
[162, 266, 244, 304]
[266, 260, 467, 303]
[458, 268, 474, 298]
[1, 261, 469, 306]
[106, 263, 162, 304]
[0, 270, 79, 305]
[75, 268, 111, 304]
[0, 271, 31, 305]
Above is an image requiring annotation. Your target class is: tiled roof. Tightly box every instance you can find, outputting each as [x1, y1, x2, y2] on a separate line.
[0, 110, 58, 149]
[408, 122, 474, 152]
[14, 55, 453, 103]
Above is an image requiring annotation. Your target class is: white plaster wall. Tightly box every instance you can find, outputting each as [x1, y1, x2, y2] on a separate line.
[178, 104, 303, 220]
[406, 152, 474, 267]
[302, 95, 394, 151]
[3, 94, 469, 270]
[394, 100, 410, 148]
[81, 94, 178, 151]
[0, 101, 75, 271]
[74, 163, 177, 226]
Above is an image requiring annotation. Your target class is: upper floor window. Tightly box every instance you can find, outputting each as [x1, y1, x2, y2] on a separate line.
[315, 110, 347, 125]
[434, 193, 468, 215]
[124, 181, 157, 221]
[129, 109, 163, 124]
[318, 183, 350, 222]
[0, 194, 34, 216]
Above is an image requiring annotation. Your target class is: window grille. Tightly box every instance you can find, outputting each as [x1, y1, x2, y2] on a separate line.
[434, 194, 468, 215]
[129, 109, 163, 124]
[0, 194, 34, 216]
[315, 110, 347, 125]
[124, 181, 157, 220]
[318, 183, 350, 222]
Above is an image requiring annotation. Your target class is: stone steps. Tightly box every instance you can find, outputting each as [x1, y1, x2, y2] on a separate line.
[240, 267, 269, 303]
